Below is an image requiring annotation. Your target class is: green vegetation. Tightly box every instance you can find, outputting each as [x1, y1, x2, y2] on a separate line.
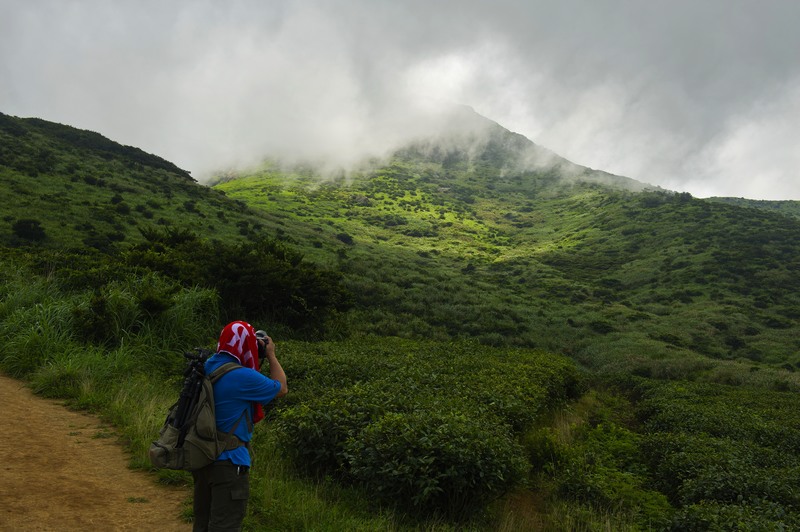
[215, 145, 800, 374]
[0, 111, 270, 252]
[275, 339, 581, 518]
[2, 109, 800, 529]
[707, 196, 800, 220]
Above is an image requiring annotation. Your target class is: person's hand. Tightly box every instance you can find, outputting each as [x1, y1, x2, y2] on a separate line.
[259, 335, 276, 359]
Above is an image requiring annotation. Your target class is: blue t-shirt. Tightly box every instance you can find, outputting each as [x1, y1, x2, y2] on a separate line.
[205, 352, 282, 466]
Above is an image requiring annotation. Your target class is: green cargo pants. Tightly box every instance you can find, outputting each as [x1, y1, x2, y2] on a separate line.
[191, 460, 250, 532]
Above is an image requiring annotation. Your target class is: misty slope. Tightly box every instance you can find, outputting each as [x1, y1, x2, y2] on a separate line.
[0, 110, 350, 336]
[0, 111, 268, 250]
[2, 108, 798, 375]
[215, 109, 800, 374]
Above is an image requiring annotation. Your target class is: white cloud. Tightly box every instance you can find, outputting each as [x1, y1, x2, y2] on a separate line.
[680, 81, 800, 199]
[1, 0, 799, 199]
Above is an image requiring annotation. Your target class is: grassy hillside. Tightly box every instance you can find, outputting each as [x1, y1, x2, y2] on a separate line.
[3, 110, 800, 529]
[214, 113, 800, 378]
[0, 111, 350, 334]
[0, 112, 270, 251]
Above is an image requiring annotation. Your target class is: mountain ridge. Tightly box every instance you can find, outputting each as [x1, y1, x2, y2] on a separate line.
[211, 112, 800, 375]
[0, 111, 271, 251]
[430, 105, 665, 194]
[2, 109, 799, 374]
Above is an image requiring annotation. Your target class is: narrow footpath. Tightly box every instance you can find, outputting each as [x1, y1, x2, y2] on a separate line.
[0, 373, 190, 531]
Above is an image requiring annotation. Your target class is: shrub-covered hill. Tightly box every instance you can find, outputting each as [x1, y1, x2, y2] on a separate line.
[0, 111, 270, 251]
[214, 109, 800, 377]
[3, 109, 800, 529]
[3, 108, 798, 376]
[0, 111, 350, 334]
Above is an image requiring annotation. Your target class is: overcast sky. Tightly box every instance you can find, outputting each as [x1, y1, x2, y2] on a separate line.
[2, 1, 799, 200]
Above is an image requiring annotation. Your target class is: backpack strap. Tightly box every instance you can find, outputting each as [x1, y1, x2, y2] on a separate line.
[221, 409, 250, 451]
[208, 362, 243, 383]
[208, 362, 253, 451]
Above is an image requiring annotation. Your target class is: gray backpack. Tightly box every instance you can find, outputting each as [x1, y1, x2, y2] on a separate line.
[149, 357, 250, 471]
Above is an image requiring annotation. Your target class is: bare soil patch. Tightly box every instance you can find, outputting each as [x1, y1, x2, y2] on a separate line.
[0, 373, 190, 531]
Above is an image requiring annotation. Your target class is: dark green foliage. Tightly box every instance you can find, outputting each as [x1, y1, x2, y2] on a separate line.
[0, 263, 220, 379]
[543, 419, 674, 528]
[671, 500, 800, 530]
[5, 112, 192, 179]
[638, 381, 800, 453]
[125, 228, 351, 334]
[31, 247, 132, 290]
[347, 410, 527, 516]
[71, 273, 179, 347]
[335, 232, 354, 244]
[707, 196, 800, 220]
[31, 365, 84, 399]
[11, 218, 46, 242]
[275, 339, 580, 517]
[0, 112, 282, 252]
[635, 380, 800, 527]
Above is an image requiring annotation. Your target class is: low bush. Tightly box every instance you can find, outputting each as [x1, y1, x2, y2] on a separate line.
[346, 410, 527, 516]
[671, 499, 800, 530]
[274, 338, 581, 518]
[635, 380, 800, 527]
[124, 229, 351, 335]
[554, 423, 673, 529]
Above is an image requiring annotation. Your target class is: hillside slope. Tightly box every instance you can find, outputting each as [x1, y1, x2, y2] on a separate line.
[3, 109, 800, 529]
[0, 111, 269, 251]
[3, 108, 798, 373]
[214, 109, 800, 373]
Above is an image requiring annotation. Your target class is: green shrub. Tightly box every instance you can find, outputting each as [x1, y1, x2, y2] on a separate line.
[0, 298, 77, 377]
[274, 338, 580, 518]
[12, 218, 47, 242]
[641, 432, 799, 508]
[635, 381, 800, 527]
[28, 343, 94, 399]
[124, 230, 351, 334]
[637, 381, 800, 454]
[555, 424, 673, 528]
[276, 384, 390, 474]
[525, 427, 564, 473]
[68, 271, 216, 353]
[671, 500, 800, 531]
[346, 411, 526, 517]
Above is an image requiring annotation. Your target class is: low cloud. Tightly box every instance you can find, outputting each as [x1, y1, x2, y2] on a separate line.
[1, 0, 799, 199]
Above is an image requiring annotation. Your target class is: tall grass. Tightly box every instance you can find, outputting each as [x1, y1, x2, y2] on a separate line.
[106, 373, 180, 469]
[0, 288, 78, 377]
[246, 430, 402, 531]
[0, 267, 221, 461]
[0, 264, 54, 317]
[535, 501, 640, 532]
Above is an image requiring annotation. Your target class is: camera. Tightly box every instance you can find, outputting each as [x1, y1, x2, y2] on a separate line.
[255, 330, 269, 358]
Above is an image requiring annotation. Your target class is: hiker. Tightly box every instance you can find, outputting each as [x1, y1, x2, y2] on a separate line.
[191, 320, 288, 532]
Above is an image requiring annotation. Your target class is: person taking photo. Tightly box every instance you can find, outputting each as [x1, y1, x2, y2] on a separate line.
[191, 320, 288, 532]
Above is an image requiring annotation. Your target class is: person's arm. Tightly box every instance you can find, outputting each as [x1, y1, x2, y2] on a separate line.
[261, 336, 288, 398]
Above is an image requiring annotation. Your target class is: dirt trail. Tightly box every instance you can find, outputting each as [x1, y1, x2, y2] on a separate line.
[0, 373, 190, 531]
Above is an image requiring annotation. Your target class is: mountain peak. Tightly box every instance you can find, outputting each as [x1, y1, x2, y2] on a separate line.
[396, 105, 660, 194]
